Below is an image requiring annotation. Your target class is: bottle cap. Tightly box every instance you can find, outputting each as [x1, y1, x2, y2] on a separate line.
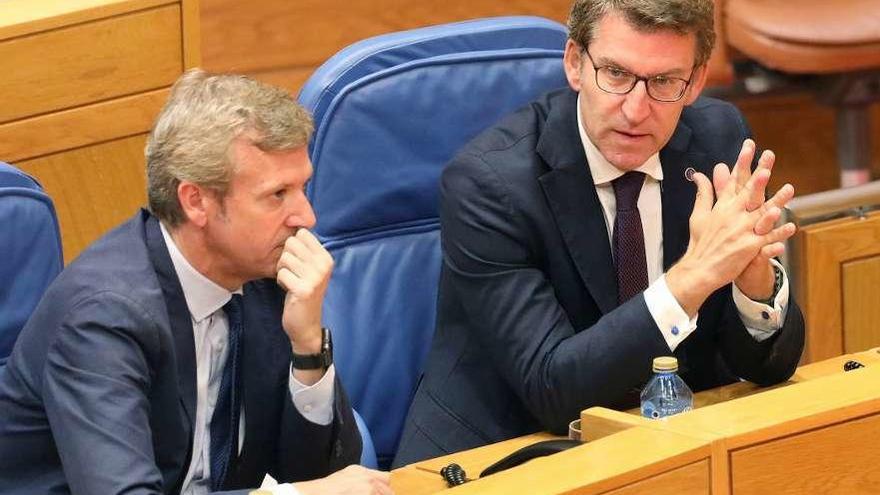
[652, 356, 678, 372]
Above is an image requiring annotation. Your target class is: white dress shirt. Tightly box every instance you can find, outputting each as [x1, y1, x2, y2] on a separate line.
[160, 224, 335, 495]
[575, 96, 790, 352]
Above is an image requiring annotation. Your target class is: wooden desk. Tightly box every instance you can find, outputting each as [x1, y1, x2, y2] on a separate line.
[392, 348, 880, 494]
[0, 0, 200, 262]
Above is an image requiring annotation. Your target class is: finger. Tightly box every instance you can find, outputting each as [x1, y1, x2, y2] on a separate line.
[277, 250, 321, 282]
[732, 139, 756, 194]
[712, 163, 730, 194]
[370, 470, 391, 482]
[276, 266, 301, 294]
[372, 477, 394, 495]
[276, 267, 318, 298]
[753, 206, 781, 236]
[295, 228, 328, 256]
[762, 222, 797, 245]
[283, 234, 315, 262]
[692, 171, 715, 213]
[756, 148, 775, 173]
[744, 150, 775, 211]
[760, 241, 786, 259]
[764, 183, 795, 211]
[295, 229, 335, 270]
[740, 167, 770, 212]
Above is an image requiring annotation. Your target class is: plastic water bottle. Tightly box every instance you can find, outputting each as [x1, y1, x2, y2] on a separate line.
[640, 356, 693, 419]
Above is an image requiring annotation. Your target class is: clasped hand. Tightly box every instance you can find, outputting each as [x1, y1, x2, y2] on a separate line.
[667, 139, 796, 316]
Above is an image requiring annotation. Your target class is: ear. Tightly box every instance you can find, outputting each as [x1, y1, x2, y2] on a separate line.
[177, 181, 212, 228]
[682, 64, 709, 105]
[563, 39, 586, 92]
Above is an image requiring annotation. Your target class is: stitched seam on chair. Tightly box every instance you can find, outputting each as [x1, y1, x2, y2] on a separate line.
[321, 220, 439, 249]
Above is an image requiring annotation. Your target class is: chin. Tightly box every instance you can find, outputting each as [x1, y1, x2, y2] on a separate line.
[608, 155, 648, 171]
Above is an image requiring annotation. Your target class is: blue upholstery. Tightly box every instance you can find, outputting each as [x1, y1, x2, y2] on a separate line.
[299, 16, 568, 468]
[352, 409, 378, 469]
[0, 162, 63, 367]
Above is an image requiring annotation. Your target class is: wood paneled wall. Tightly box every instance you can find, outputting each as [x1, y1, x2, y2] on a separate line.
[200, 0, 880, 197]
[201, 0, 573, 92]
[1, 0, 200, 262]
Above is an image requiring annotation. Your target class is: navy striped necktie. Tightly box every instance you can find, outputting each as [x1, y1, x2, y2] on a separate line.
[210, 294, 243, 490]
[612, 172, 649, 305]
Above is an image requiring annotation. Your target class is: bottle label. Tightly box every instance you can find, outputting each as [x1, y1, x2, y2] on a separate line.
[641, 400, 692, 420]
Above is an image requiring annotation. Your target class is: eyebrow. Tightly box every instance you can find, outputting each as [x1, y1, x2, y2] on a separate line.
[595, 55, 690, 78]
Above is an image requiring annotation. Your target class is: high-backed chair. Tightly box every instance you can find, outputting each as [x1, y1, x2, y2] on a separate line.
[0, 162, 63, 367]
[298, 16, 569, 468]
[718, 0, 880, 187]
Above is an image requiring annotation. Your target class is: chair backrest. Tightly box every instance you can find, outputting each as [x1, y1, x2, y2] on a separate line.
[0, 162, 63, 367]
[298, 16, 569, 467]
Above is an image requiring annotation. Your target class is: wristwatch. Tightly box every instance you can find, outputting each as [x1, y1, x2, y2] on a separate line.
[292, 327, 333, 370]
[756, 265, 784, 306]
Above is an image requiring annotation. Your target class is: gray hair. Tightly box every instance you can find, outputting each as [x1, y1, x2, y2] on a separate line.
[568, 0, 716, 68]
[145, 68, 314, 227]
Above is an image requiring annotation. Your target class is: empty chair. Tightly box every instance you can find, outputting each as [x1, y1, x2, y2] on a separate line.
[722, 0, 880, 187]
[298, 16, 569, 468]
[0, 162, 63, 367]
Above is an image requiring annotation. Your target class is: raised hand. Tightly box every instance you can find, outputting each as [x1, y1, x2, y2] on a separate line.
[276, 228, 334, 382]
[667, 139, 796, 316]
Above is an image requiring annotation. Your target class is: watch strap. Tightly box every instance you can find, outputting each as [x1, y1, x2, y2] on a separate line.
[292, 327, 333, 370]
[757, 265, 784, 306]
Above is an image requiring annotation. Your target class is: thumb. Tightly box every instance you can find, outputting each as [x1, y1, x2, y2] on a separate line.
[691, 171, 714, 214]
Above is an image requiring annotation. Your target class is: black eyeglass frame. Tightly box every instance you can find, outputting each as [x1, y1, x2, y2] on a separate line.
[581, 46, 697, 103]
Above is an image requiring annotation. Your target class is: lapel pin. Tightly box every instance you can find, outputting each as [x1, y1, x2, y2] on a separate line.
[684, 167, 696, 181]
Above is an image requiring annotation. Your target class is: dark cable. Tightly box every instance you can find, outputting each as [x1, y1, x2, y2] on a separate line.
[440, 463, 468, 487]
[844, 360, 865, 371]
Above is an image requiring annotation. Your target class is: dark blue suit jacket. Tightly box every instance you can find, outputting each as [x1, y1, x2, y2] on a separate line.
[393, 88, 805, 466]
[0, 210, 360, 494]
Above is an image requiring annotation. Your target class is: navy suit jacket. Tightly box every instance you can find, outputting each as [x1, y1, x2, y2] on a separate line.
[0, 210, 360, 494]
[393, 88, 805, 466]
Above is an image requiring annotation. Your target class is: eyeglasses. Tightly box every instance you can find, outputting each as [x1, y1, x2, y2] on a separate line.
[582, 48, 695, 103]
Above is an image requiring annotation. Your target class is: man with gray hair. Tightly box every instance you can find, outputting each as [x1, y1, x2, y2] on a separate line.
[394, 0, 805, 465]
[0, 69, 392, 495]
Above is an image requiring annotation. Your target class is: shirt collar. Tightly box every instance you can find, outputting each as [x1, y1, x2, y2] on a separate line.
[576, 94, 663, 186]
[160, 222, 242, 323]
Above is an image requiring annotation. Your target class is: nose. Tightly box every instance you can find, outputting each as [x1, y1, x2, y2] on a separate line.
[287, 192, 317, 230]
[621, 80, 651, 124]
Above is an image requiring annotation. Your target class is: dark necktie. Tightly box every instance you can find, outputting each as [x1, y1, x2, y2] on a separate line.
[210, 294, 243, 490]
[612, 172, 649, 305]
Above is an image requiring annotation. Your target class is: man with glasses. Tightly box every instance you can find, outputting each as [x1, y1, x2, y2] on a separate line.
[394, 0, 805, 466]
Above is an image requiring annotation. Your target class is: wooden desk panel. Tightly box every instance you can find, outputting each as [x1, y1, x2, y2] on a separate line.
[398, 428, 710, 495]
[796, 212, 880, 362]
[842, 256, 880, 354]
[0, 5, 182, 124]
[600, 460, 708, 495]
[730, 412, 880, 494]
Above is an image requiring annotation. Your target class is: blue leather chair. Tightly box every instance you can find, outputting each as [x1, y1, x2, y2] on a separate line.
[0, 162, 63, 368]
[298, 16, 569, 468]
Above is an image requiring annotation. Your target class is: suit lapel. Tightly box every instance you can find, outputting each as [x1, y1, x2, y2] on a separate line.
[143, 213, 198, 430]
[537, 90, 618, 314]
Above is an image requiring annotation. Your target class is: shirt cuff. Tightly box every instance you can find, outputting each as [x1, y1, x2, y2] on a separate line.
[732, 259, 790, 342]
[259, 474, 302, 495]
[644, 274, 699, 352]
[288, 364, 336, 425]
